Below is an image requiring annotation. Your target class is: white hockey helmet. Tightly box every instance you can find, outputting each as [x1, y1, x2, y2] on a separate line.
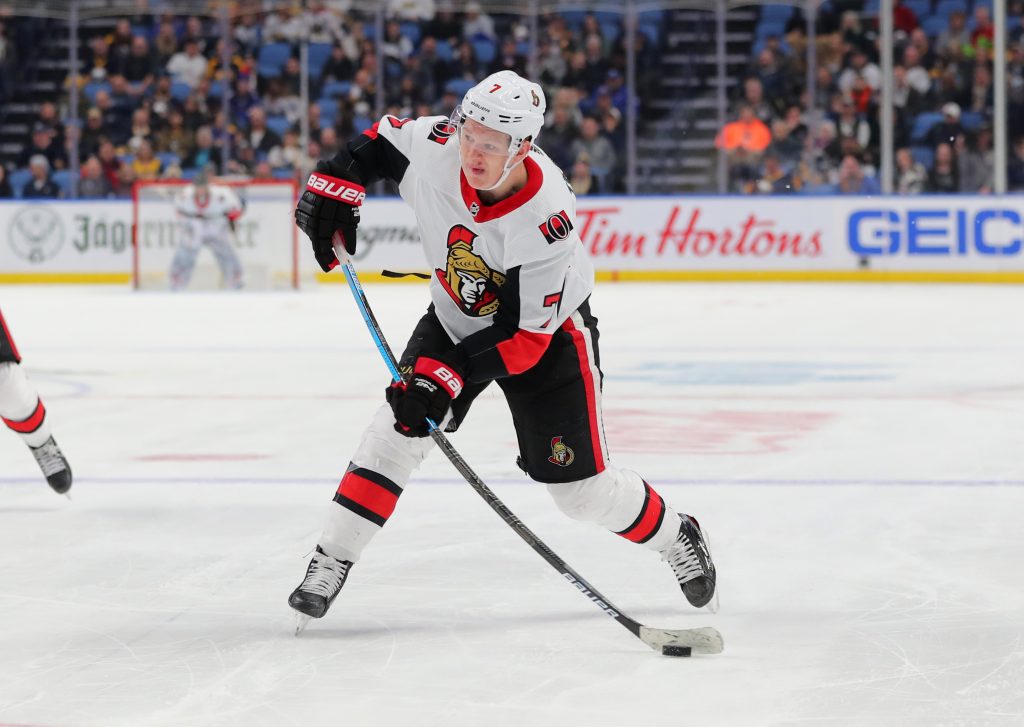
[455, 70, 546, 155]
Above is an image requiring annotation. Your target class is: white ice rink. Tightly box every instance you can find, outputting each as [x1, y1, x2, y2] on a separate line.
[1, 281, 1023, 727]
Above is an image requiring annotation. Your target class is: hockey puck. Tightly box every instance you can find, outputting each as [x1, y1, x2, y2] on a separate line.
[661, 644, 692, 657]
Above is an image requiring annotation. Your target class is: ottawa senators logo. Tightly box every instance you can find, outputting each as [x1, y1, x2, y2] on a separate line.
[531, 89, 541, 108]
[428, 121, 457, 145]
[436, 225, 505, 317]
[539, 210, 574, 244]
[548, 436, 575, 467]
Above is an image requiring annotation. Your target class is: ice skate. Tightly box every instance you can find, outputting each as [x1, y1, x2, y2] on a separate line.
[661, 514, 717, 612]
[288, 546, 353, 634]
[30, 436, 72, 495]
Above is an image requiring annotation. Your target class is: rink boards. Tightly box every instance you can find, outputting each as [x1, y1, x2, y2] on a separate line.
[3, 195, 1024, 284]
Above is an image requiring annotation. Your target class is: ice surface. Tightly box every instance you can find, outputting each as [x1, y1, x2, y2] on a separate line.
[1, 282, 1023, 726]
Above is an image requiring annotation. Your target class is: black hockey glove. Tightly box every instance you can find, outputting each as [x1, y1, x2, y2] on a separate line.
[295, 161, 365, 272]
[385, 354, 465, 437]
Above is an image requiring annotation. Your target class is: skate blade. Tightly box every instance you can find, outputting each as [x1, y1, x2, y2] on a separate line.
[294, 613, 312, 636]
[703, 587, 720, 614]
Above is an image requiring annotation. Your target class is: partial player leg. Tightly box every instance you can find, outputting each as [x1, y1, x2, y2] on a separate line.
[500, 303, 716, 608]
[289, 308, 488, 622]
[0, 318, 72, 495]
[206, 236, 244, 289]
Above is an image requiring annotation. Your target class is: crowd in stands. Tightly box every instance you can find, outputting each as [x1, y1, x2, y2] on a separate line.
[717, 0, 1024, 194]
[0, 2, 641, 199]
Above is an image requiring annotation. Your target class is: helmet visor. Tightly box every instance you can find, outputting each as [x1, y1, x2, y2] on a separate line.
[452, 106, 515, 157]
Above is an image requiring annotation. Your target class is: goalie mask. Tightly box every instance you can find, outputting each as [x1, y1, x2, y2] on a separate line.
[452, 71, 546, 190]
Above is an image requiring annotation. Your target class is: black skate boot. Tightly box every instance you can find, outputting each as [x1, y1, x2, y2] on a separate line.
[288, 546, 353, 631]
[30, 436, 72, 495]
[661, 514, 717, 610]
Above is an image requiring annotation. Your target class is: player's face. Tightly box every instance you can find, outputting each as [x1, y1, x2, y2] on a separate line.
[459, 119, 513, 189]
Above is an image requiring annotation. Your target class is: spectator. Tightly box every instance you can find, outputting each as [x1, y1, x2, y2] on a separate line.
[246, 107, 283, 157]
[232, 13, 262, 56]
[382, 20, 414, 65]
[892, 0, 919, 34]
[116, 163, 136, 198]
[964, 64, 994, 114]
[183, 125, 223, 172]
[581, 36, 609, 93]
[321, 43, 356, 85]
[570, 154, 600, 195]
[17, 123, 67, 170]
[131, 140, 162, 180]
[448, 40, 480, 81]
[0, 20, 17, 104]
[79, 108, 107, 160]
[0, 165, 13, 198]
[229, 75, 260, 121]
[96, 140, 122, 189]
[252, 160, 275, 181]
[927, 102, 965, 148]
[895, 147, 927, 194]
[739, 77, 775, 125]
[114, 36, 156, 94]
[836, 154, 880, 195]
[936, 11, 969, 59]
[837, 49, 882, 96]
[426, 9, 461, 44]
[154, 108, 194, 159]
[268, 128, 307, 169]
[22, 155, 61, 199]
[303, 0, 346, 45]
[127, 107, 154, 152]
[263, 6, 303, 45]
[105, 18, 134, 60]
[831, 97, 871, 155]
[769, 119, 802, 165]
[78, 156, 113, 199]
[167, 39, 207, 88]
[280, 56, 302, 97]
[463, 1, 496, 40]
[901, 46, 931, 97]
[753, 152, 799, 193]
[926, 143, 959, 192]
[488, 37, 528, 78]
[570, 116, 617, 181]
[319, 126, 341, 159]
[716, 103, 772, 154]
[956, 129, 993, 194]
[84, 36, 111, 81]
[908, 28, 937, 71]
[542, 104, 579, 171]
[969, 7, 994, 55]
[389, 0, 437, 21]
[153, 20, 179, 66]
[37, 101, 65, 149]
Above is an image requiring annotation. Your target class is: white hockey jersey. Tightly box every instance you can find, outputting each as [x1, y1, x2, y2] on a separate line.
[174, 184, 244, 244]
[352, 114, 595, 383]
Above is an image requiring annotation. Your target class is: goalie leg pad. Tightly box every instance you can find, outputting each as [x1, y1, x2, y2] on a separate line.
[546, 466, 680, 552]
[321, 404, 436, 562]
[0, 362, 52, 448]
[169, 245, 201, 291]
[206, 237, 244, 289]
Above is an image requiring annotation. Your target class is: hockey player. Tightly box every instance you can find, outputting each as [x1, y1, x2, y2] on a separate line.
[0, 309, 72, 494]
[288, 71, 716, 623]
[169, 169, 245, 290]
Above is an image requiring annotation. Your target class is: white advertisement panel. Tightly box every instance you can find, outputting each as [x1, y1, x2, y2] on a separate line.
[0, 201, 131, 275]
[3, 195, 1024, 281]
[352, 195, 1024, 273]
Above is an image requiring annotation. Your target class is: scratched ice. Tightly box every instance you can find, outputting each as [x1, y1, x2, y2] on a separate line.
[2, 283, 1023, 727]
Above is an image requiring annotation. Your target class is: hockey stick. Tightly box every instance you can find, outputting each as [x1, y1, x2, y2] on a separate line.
[333, 233, 723, 656]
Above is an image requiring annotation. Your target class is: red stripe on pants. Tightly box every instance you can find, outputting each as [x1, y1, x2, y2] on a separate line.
[336, 471, 400, 521]
[3, 398, 45, 434]
[618, 484, 665, 543]
[562, 317, 605, 473]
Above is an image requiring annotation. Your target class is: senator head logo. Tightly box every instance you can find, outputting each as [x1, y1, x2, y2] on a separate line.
[8, 206, 65, 264]
[548, 436, 575, 467]
[436, 225, 505, 317]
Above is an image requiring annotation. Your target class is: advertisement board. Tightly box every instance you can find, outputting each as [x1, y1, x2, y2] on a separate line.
[3, 196, 1023, 284]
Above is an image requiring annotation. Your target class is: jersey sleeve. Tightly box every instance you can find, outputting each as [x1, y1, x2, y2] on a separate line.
[221, 188, 244, 221]
[453, 234, 575, 384]
[338, 115, 450, 189]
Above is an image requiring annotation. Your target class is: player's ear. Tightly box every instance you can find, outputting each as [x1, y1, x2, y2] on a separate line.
[513, 139, 532, 164]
